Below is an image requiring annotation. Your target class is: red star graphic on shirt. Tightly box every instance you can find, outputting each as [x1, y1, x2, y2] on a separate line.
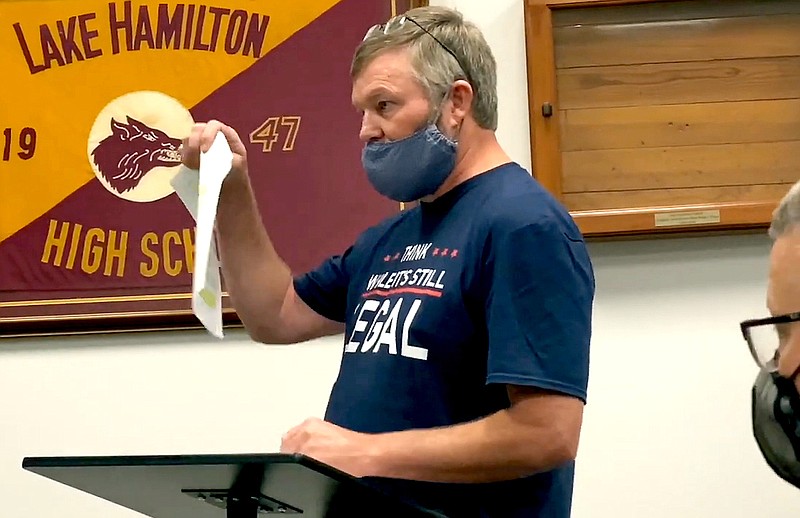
[433, 248, 440, 256]
[441, 248, 449, 256]
[393, 252, 401, 261]
[384, 255, 391, 262]
[451, 249, 459, 258]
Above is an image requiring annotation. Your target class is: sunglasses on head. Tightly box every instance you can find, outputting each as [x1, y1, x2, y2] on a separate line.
[363, 15, 469, 83]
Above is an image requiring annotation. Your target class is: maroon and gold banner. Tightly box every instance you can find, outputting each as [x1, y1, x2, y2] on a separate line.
[0, 0, 410, 334]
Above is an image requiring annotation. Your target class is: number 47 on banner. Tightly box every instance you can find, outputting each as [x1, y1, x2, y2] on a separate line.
[249, 116, 302, 153]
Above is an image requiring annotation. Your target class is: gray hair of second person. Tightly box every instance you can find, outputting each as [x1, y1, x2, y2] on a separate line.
[769, 180, 800, 239]
[351, 6, 499, 131]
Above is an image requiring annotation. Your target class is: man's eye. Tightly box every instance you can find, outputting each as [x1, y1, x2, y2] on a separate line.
[377, 101, 391, 112]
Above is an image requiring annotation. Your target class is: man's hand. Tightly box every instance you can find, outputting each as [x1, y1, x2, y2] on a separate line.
[280, 418, 375, 477]
[181, 119, 249, 178]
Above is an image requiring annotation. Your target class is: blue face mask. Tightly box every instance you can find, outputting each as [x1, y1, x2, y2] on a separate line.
[361, 123, 457, 202]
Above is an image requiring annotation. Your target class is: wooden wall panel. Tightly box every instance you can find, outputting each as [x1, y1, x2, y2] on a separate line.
[557, 56, 800, 110]
[564, 184, 796, 211]
[525, 0, 800, 236]
[552, 0, 800, 27]
[560, 99, 800, 151]
[562, 141, 800, 192]
[554, 14, 800, 68]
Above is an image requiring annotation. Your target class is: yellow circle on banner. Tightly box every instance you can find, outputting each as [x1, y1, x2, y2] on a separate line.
[86, 91, 194, 203]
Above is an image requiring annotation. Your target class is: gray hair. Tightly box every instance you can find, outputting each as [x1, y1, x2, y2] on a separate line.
[769, 180, 800, 239]
[351, 6, 499, 131]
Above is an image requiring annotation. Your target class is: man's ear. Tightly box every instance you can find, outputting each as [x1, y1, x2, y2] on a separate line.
[447, 79, 473, 130]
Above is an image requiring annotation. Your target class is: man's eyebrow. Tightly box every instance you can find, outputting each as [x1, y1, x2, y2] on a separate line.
[353, 86, 397, 108]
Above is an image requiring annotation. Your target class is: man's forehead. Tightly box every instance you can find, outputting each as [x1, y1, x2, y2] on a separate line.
[360, 47, 414, 75]
[768, 226, 800, 313]
[772, 227, 800, 264]
[352, 50, 417, 100]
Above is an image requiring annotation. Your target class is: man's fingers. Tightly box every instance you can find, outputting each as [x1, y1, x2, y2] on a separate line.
[180, 120, 247, 171]
[281, 423, 301, 447]
[179, 122, 205, 169]
[281, 420, 316, 453]
[200, 119, 225, 152]
[279, 438, 292, 453]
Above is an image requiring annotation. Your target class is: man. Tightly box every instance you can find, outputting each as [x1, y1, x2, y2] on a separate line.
[745, 180, 800, 489]
[181, 6, 594, 517]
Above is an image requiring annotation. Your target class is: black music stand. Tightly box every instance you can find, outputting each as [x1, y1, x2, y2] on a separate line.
[22, 453, 446, 518]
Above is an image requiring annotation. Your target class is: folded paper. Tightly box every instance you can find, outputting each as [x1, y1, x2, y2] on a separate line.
[170, 132, 234, 339]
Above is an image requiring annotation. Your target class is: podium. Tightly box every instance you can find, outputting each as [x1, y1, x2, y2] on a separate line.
[22, 452, 446, 518]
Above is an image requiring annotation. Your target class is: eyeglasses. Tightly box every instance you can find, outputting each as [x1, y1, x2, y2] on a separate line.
[363, 15, 469, 83]
[740, 311, 800, 371]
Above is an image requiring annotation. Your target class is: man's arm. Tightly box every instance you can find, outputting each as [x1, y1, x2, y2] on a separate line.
[216, 171, 344, 343]
[183, 121, 344, 344]
[368, 386, 583, 482]
[281, 386, 584, 483]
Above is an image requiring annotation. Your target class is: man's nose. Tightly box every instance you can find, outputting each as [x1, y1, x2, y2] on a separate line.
[778, 328, 800, 380]
[359, 114, 383, 143]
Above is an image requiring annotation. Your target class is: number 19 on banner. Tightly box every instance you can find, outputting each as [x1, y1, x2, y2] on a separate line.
[2, 127, 37, 161]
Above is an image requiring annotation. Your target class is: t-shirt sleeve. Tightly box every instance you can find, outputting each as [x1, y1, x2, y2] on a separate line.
[293, 246, 355, 324]
[483, 219, 595, 403]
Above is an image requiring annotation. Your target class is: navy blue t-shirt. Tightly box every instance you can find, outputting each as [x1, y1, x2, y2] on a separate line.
[294, 162, 594, 517]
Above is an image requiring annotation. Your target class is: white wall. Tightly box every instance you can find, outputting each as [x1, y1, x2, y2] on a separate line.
[3, 0, 800, 516]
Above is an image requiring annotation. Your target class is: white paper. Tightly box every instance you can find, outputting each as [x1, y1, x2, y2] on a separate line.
[170, 132, 233, 339]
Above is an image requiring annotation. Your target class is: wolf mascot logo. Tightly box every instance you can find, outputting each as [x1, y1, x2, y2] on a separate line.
[87, 91, 194, 202]
[91, 116, 182, 194]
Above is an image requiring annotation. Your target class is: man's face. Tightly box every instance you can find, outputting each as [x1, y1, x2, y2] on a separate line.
[351, 48, 435, 144]
[767, 226, 800, 388]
